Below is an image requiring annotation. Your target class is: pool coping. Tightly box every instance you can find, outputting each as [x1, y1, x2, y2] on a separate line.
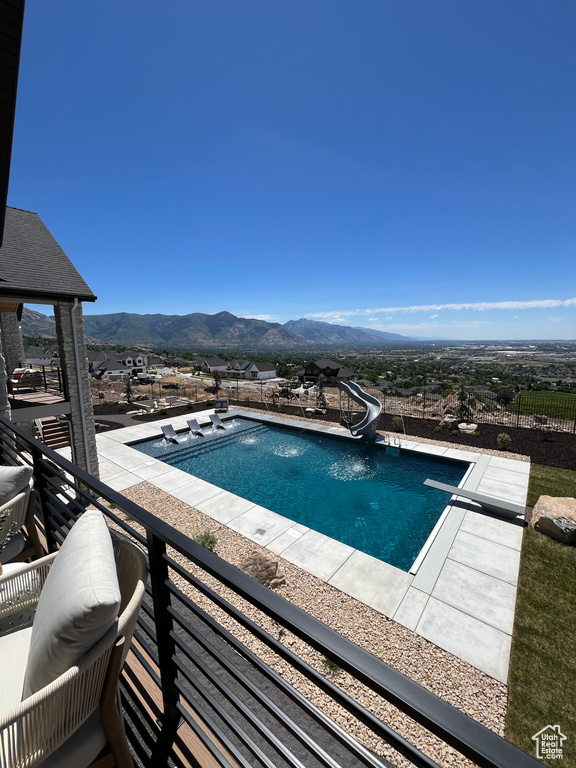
[84, 408, 529, 683]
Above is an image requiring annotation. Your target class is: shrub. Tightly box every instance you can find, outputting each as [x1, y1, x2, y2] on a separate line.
[434, 425, 442, 433]
[391, 416, 403, 432]
[194, 531, 218, 551]
[158, 408, 168, 416]
[117, 402, 126, 412]
[472, 431, 480, 437]
[321, 656, 341, 675]
[497, 432, 512, 451]
[451, 429, 460, 436]
[185, 402, 194, 411]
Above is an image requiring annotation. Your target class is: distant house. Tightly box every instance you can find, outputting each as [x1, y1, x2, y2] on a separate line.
[90, 350, 148, 378]
[245, 362, 276, 380]
[24, 345, 53, 367]
[296, 359, 353, 385]
[201, 357, 228, 373]
[226, 360, 251, 379]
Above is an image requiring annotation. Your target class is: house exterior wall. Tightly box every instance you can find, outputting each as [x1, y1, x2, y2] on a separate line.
[0, 311, 25, 374]
[55, 301, 99, 477]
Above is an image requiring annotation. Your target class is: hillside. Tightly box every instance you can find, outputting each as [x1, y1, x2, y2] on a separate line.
[20, 308, 416, 349]
[284, 318, 412, 344]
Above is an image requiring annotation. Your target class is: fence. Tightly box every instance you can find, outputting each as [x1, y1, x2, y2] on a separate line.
[96, 376, 576, 435]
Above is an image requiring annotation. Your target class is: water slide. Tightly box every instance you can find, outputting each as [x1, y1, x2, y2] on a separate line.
[338, 380, 383, 440]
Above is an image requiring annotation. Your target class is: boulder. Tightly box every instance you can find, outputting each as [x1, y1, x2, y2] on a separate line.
[458, 422, 478, 435]
[530, 496, 576, 544]
[439, 415, 458, 430]
[534, 414, 548, 425]
[239, 551, 286, 589]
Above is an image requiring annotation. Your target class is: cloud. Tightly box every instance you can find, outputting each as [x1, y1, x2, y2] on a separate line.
[305, 297, 576, 322]
[245, 314, 280, 322]
[545, 316, 562, 322]
[367, 317, 378, 322]
[430, 314, 438, 319]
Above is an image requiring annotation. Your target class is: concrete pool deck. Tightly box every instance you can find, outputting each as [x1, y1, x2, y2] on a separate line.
[74, 408, 529, 683]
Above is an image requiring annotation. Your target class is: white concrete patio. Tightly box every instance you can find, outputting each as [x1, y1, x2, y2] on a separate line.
[71, 409, 529, 683]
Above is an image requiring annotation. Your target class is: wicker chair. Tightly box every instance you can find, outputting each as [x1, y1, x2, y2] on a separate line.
[0, 478, 43, 565]
[0, 512, 147, 768]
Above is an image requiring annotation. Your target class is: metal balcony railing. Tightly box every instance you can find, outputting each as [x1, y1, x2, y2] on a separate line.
[0, 417, 541, 768]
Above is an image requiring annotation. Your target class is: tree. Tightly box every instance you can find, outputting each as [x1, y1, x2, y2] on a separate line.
[212, 370, 222, 393]
[316, 374, 328, 410]
[456, 381, 473, 423]
[124, 375, 133, 403]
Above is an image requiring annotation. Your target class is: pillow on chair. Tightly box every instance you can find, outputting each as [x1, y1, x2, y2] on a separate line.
[0, 465, 33, 506]
[22, 510, 121, 698]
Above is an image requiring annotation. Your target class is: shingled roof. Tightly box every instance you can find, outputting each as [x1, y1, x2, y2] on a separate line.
[0, 207, 96, 302]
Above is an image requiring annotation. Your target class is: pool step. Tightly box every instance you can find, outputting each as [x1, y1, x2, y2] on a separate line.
[162, 422, 268, 465]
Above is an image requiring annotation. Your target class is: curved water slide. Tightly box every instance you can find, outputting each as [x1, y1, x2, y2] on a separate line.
[338, 380, 383, 440]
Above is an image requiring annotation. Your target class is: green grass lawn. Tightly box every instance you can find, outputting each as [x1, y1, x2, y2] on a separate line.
[508, 463, 576, 765]
[507, 529, 576, 766]
[506, 390, 576, 420]
[526, 464, 576, 507]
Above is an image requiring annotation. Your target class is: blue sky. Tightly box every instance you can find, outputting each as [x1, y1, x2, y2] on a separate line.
[9, 1, 576, 340]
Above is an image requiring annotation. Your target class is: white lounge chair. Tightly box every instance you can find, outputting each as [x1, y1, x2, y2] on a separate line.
[161, 424, 182, 443]
[0, 510, 146, 768]
[187, 419, 206, 436]
[209, 414, 227, 430]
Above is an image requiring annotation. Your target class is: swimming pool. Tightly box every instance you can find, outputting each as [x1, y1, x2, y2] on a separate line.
[133, 418, 468, 571]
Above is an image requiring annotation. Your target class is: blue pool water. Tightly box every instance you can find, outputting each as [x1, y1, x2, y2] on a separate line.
[133, 418, 467, 571]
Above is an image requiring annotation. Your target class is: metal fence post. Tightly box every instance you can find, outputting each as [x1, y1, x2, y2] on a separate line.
[516, 392, 522, 428]
[30, 443, 58, 554]
[146, 531, 181, 759]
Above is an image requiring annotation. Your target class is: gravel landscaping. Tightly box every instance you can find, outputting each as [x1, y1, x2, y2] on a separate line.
[115, 480, 509, 768]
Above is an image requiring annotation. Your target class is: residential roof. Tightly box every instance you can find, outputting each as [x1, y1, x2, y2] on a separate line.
[204, 357, 228, 366]
[251, 362, 276, 372]
[0, 207, 96, 302]
[310, 359, 341, 369]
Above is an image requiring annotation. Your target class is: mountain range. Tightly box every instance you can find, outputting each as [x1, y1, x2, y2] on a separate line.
[21, 308, 416, 349]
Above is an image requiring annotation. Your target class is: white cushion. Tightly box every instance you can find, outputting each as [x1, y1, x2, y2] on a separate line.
[0, 626, 33, 714]
[0, 465, 33, 506]
[22, 511, 120, 699]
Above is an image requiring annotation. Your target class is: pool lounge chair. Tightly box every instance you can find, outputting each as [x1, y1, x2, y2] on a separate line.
[161, 424, 183, 444]
[187, 419, 206, 436]
[209, 414, 227, 430]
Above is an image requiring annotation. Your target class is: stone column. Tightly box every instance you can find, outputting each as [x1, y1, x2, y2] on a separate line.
[54, 301, 99, 478]
[0, 312, 25, 375]
[0, 346, 11, 421]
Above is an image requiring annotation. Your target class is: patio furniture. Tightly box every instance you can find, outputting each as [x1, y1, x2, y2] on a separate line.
[8, 368, 44, 395]
[0, 510, 147, 768]
[161, 424, 183, 443]
[209, 414, 227, 430]
[214, 398, 229, 412]
[0, 465, 43, 565]
[423, 479, 525, 520]
[187, 419, 206, 436]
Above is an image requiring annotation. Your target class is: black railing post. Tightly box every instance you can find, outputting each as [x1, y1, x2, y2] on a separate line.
[516, 392, 522, 428]
[30, 443, 59, 554]
[146, 530, 181, 759]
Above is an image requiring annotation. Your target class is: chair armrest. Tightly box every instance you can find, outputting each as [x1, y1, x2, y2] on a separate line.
[0, 553, 56, 625]
[0, 624, 117, 768]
